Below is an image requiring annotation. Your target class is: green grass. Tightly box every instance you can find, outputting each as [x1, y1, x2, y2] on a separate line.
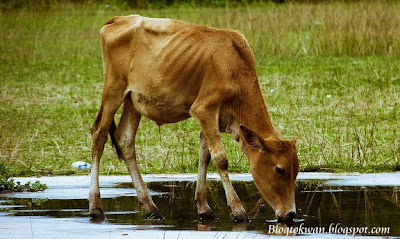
[0, 162, 48, 191]
[0, 1, 399, 176]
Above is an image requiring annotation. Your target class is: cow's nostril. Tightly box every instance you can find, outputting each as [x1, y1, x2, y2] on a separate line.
[287, 211, 295, 221]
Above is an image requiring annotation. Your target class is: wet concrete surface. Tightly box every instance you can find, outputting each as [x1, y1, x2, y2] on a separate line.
[1, 172, 399, 238]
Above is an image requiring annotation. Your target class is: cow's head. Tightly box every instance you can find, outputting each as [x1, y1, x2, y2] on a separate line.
[240, 125, 299, 222]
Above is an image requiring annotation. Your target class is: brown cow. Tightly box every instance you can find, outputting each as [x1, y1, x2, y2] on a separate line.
[89, 14, 299, 223]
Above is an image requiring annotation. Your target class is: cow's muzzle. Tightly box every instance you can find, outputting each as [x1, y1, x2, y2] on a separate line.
[277, 211, 296, 223]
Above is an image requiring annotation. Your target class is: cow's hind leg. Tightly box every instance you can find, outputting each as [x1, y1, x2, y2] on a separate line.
[195, 132, 216, 220]
[113, 95, 163, 219]
[89, 89, 126, 220]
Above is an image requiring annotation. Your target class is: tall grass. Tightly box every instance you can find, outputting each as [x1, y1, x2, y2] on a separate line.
[0, 1, 399, 176]
[142, 1, 400, 56]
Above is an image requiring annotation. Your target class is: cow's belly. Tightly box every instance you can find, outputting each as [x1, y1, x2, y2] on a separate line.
[130, 91, 192, 125]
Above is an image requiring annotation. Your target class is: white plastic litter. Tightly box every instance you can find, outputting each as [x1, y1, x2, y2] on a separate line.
[71, 161, 91, 170]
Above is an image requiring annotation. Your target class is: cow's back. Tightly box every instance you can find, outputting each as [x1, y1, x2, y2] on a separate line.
[100, 14, 255, 79]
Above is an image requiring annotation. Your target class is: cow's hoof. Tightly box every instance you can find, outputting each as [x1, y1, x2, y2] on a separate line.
[89, 208, 105, 223]
[147, 209, 164, 220]
[199, 209, 217, 221]
[232, 212, 249, 223]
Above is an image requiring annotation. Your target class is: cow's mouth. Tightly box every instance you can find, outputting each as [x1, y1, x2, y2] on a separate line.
[277, 211, 295, 223]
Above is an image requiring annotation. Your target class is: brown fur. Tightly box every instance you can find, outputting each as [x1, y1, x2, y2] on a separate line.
[89, 15, 299, 222]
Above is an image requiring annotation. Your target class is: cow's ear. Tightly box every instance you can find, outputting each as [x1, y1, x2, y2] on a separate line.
[240, 125, 268, 152]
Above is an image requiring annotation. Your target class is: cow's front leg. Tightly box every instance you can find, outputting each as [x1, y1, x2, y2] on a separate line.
[195, 132, 216, 220]
[191, 106, 248, 222]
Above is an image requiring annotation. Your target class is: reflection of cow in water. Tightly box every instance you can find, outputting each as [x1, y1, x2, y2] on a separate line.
[89, 15, 299, 223]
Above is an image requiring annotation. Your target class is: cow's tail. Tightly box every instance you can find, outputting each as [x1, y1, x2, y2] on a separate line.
[109, 119, 123, 160]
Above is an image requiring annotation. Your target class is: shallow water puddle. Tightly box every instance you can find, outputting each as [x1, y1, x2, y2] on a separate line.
[1, 180, 399, 236]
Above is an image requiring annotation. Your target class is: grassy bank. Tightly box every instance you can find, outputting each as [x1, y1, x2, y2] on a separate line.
[0, 1, 399, 176]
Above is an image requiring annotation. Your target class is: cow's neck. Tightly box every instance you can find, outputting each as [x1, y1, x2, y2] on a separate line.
[233, 79, 279, 143]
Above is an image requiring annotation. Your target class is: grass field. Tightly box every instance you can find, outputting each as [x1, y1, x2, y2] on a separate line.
[0, 1, 399, 176]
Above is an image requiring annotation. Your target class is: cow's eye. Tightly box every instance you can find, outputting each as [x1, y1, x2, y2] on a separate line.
[276, 166, 285, 175]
